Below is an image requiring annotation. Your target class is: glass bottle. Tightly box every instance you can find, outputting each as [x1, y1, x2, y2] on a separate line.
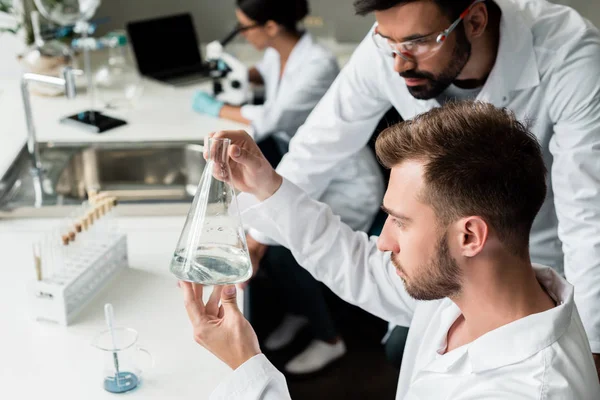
[95, 31, 143, 110]
[170, 138, 252, 285]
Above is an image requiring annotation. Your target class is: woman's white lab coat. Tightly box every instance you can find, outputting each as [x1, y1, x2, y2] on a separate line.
[242, 33, 385, 237]
[240, 32, 338, 148]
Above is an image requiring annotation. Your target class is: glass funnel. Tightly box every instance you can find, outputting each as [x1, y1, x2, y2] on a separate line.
[170, 137, 252, 285]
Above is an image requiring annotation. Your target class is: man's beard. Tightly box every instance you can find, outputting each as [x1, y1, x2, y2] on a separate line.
[400, 30, 472, 100]
[391, 232, 462, 301]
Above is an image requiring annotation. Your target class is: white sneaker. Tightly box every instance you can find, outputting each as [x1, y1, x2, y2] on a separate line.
[284, 339, 346, 375]
[264, 314, 309, 351]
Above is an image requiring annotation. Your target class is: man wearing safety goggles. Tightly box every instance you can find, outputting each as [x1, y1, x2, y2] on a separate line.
[237, 0, 600, 384]
[370, 0, 487, 99]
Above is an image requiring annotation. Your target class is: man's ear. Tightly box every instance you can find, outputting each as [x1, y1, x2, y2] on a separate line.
[454, 216, 488, 257]
[464, 3, 488, 40]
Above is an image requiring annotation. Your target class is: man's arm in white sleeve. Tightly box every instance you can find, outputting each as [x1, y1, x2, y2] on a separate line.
[548, 28, 600, 353]
[275, 29, 392, 200]
[239, 179, 417, 327]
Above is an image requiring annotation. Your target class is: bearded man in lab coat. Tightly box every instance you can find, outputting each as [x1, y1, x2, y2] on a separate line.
[240, 0, 600, 377]
[179, 102, 600, 398]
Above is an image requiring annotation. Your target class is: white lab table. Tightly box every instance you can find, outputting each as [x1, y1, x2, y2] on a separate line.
[0, 72, 250, 399]
[0, 216, 243, 399]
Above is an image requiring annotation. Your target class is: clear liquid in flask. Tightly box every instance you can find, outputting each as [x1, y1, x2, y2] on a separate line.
[171, 244, 252, 285]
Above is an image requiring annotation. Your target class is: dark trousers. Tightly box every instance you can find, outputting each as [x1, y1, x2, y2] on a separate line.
[246, 137, 338, 342]
[257, 136, 287, 169]
[259, 245, 338, 341]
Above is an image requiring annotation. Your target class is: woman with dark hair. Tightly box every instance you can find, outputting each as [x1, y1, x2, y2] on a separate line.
[193, 0, 339, 158]
[193, 0, 368, 376]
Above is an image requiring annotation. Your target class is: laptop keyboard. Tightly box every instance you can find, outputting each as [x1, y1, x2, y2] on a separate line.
[165, 73, 212, 86]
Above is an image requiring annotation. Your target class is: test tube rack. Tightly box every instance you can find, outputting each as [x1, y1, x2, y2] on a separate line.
[29, 196, 129, 326]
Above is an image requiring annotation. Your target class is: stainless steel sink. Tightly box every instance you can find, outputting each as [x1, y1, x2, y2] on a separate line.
[55, 144, 205, 201]
[0, 141, 206, 216]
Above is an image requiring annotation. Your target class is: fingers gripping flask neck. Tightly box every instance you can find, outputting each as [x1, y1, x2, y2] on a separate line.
[170, 138, 252, 285]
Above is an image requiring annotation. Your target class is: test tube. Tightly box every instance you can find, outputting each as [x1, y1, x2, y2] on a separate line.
[75, 202, 90, 253]
[46, 232, 58, 284]
[104, 198, 115, 235]
[100, 199, 114, 235]
[53, 229, 68, 285]
[82, 215, 89, 232]
[87, 209, 99, 244]
[67, 209, 81, 263]
[78, 204, 89, 254]
[88, 209, 95, 229]
[94, 206, 101, 221]
[100, 204, 109, 240]
[38, 234, 58, 283]
[49, 231, 65, 284]
[88, 189, 98, 203]
[32, 241, 42, 281]
[61, 212, 80, 277]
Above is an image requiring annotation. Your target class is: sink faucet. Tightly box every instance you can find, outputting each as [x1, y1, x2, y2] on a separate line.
[21, 67, 79, 176]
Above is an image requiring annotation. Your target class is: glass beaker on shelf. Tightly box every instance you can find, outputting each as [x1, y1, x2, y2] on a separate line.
[94, 30, 144, 110]
[170, 137, 252, 285]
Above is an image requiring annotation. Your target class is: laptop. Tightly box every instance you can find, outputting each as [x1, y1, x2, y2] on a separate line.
[127, 13, 213, 86]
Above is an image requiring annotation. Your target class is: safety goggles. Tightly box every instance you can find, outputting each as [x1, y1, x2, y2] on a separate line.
[220, 22, 263, 47]
[234, 22, 262, 34]
[371, 0, 485, 62]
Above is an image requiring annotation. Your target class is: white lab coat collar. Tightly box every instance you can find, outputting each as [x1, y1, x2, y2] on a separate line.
[282, 32, 314, 77]
[478, 0, 540, 104]
[421, 265, 573, 374]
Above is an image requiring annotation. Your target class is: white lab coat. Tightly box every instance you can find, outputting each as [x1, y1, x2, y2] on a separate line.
[240, 32, 338, 147]
[210, 179, 600, 399]
[241, 0, 600, 352]
[241, 32, 385, 239]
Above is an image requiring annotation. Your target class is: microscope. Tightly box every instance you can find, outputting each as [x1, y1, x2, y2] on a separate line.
[205, 27, 253, 106]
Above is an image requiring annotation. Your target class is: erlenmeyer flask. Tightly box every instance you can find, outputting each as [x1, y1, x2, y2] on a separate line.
[170, 138, 252, 285]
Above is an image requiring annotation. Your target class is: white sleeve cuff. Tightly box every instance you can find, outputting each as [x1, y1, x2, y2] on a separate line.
[209, 354, 288, 400]
[235, 179, 303, 246]
[240, 104, 264, 121]
[247, 228, 279, 246]
[235, 191, 283, 246]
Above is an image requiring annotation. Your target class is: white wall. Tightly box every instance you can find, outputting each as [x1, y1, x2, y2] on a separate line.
[555, 0, 600, 27]
[94, 0, 375, 43]
[92, 0, 598, 44]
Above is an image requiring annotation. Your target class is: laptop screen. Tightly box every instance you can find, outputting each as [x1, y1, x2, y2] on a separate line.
[127, 13, 203, 78]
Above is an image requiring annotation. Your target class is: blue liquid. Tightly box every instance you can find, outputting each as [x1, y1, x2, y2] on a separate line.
[104, 371, 139, 393]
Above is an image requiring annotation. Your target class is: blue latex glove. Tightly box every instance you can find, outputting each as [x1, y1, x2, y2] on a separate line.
[192, 91, 224, 117]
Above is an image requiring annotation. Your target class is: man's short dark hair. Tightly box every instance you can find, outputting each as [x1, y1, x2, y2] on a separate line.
[375, 101, 547, 258]
[354, 0, 476, 20]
